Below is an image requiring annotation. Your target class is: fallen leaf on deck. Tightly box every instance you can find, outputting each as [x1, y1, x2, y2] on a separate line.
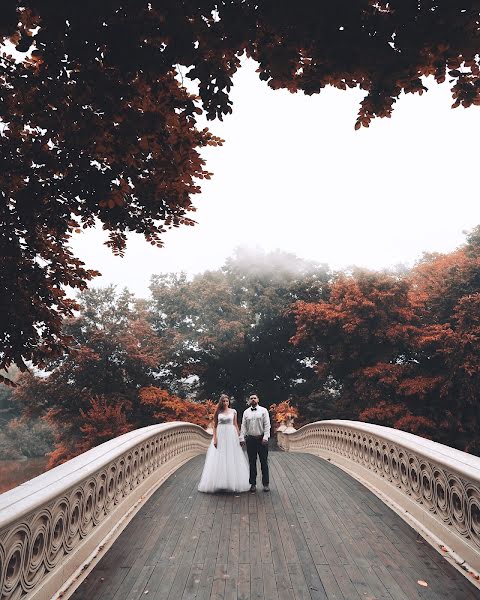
[417, 580, 428, 587]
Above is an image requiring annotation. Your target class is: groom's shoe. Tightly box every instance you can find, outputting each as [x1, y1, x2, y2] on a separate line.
[250, 485, 256, 493]
[263, 485, 270, 492]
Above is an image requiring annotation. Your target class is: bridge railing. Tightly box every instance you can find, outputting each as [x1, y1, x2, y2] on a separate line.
[0, 422, 211, 600]
[278, 419, 480, 575]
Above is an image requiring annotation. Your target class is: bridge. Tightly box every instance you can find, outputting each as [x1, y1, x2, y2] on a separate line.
[1, 421, 480, 600]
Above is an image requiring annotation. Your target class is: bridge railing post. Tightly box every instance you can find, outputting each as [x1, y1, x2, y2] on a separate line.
[276, 418, 296, 450]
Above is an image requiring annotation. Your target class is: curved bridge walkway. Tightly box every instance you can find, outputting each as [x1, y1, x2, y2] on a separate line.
[71, 452, 480, 600]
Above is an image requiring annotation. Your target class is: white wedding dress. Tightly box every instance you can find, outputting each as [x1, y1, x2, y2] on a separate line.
[198, 409, 250, 493]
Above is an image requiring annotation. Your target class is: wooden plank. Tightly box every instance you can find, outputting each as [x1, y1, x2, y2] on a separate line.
[257, 494, 273, 565]
[192, 495, 219, 564]
[344, 563, 389, 600]
[238, 563, 251, 600]
[123, 566, 155, 600]
[182, 564, 203, 600]
[166, 563, 195, 600]
[195, 494, 226, 600]
[272, 459, 328, 600]
[239, 493, 250, 564]
[225, 510, 240, 600]
[224, 561, 239, 600]
[288, 562, 314, 600]
[372, 565, 412, 600]
[274, 571, 295, 600]
[211, 563, 228, 600]
[315, 565, 345, 600]
[329, 564, 362, 600]
[276, 456, 348, 567]
[249, 492, 265, 600]
[262, 561, 279, 600]
[274, 457, 330, 570]
[110, 566, 144, 600]
[267, 465, 299, 565]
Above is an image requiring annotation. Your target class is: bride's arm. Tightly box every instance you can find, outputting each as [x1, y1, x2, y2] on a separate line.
[213, 421, 217, 448]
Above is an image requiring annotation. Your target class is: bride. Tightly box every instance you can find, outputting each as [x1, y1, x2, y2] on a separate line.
[198, 394, 250, 493]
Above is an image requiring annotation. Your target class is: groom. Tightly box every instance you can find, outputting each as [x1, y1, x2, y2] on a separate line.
[240, 394, 271, 492]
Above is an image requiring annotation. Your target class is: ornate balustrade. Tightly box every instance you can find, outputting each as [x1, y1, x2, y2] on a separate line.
[278, 420, 480, 575]
[0, 422, 211, 600]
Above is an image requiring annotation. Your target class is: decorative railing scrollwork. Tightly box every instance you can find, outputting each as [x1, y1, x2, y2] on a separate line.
[278, 420, 480, 571]
[0, 422, 211, 600]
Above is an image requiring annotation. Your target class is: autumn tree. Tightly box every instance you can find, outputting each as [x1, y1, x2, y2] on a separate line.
[292, 228, 480, 453]
[3, 1, 480, 374]
[292, 269, 417, 417]
[401, 227, 480, 451]
[47, 397, 134, 468]
[13, 287, 163, 463]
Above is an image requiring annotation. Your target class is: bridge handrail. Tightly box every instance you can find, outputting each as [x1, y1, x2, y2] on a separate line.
[0, 421, 211, 600]
[278, 419, 480, 573]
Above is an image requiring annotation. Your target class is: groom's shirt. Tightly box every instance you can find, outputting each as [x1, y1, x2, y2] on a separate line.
[240, 405, 271, 442]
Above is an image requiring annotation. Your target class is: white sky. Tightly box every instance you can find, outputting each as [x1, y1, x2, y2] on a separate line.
[71, 59, 480, 298]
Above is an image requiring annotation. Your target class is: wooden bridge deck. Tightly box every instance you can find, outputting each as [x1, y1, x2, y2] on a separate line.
[71, 452, 480, 600]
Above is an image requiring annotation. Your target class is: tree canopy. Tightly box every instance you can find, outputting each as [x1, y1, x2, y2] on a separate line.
[8, 236, 480, 462]
[2, 0, 480, 376]
[292, 227, 480, 453]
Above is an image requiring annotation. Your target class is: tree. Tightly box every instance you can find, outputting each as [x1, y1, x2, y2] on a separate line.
[0, 2, 223, 378]
[149, 249, 330, 407]
[12, 286, 217, 465]
[0, 417, 54, 460]
[12, 287, 163, 463]
[2, 1, 480, 374]
[292, 269, 417, 408]
[291, 229, 480, 453]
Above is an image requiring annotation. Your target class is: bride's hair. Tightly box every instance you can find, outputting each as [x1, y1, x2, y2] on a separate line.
[214, 394, 230, 426]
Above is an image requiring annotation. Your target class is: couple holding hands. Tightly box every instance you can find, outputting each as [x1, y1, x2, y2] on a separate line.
[198, 393, 271, 493]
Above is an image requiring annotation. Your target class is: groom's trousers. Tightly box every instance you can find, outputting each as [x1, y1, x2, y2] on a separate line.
[245, 435, 269, 486]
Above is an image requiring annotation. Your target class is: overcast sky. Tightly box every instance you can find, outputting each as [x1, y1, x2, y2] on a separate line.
[71, 59, 480, 298]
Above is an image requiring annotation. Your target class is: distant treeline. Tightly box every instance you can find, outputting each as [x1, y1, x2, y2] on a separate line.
[4, 227, 480, 466]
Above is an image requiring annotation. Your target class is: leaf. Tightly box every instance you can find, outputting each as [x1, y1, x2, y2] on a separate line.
[417, 580, 428, 587]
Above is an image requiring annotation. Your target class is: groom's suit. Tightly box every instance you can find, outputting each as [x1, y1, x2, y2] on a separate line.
[240, 405, 271, 487]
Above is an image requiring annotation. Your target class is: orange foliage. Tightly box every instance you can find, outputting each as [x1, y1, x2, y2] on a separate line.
[45, 396, 133, 467]
[79, 397, 133, 444]
[359, 401, 436, 438]
[203, 400, 217, 421]
[139, 386, 209, 428]
[359, 401, 408, 425]
[269, 400, 299, 428]
[291, 233, 480, 452]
